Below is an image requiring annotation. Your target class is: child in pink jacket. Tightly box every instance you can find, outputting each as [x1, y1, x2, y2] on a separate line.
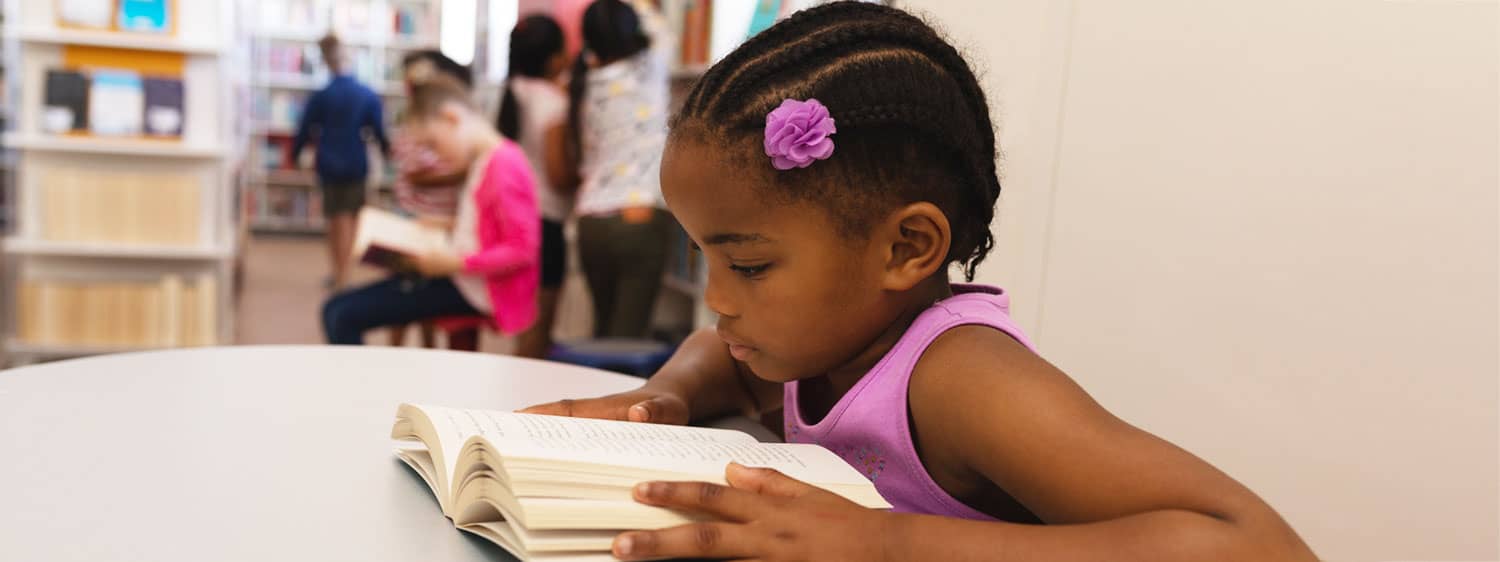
[322, 76, 539, 344]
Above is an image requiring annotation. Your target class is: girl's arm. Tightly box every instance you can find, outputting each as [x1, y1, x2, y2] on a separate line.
[609, 326, 1316, 562]
[894, 325, 1314, 561]
[543, 122, 581, 196]
[520, 327, 782, 424]
[406, 169, 468, 188]
[461, 153, 538, 276]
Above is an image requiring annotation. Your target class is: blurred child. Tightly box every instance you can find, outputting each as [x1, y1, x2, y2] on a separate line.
[322, 77, 540, 345]
[391, 50, 474, 222]
[291, 33, 390, 289]
[524, 3, 1318, 561]
[385, 50, 474, 347]
[565, 0, 674, 338]
[497, 15, 573, 358]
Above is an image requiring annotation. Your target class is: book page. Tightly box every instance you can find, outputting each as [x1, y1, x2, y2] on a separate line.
[449, 410, 874, 489]
[353, 208, 449, 264]
[466, 410, 757, 447]
[407, 406, 756, 498]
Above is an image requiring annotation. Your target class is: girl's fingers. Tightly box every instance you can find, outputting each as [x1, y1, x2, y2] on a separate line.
[725, 462, 815, 498]
[612, 522, 755, 561]
[632, 480, 769, 522]
[627, 396, 687, 424]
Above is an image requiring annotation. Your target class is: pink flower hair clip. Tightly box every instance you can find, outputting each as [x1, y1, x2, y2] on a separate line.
[764, 98, 836, 170]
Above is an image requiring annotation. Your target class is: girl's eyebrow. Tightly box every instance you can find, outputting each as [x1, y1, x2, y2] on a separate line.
[703, 232, 772, 246]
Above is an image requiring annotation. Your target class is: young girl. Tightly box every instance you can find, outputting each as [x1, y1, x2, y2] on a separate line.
[523, 3, 1319, 561]
[321, 78, 539, 345]
[566, 0, 675, 338]
[385, 50, 475, 346]
[497, 15, 574, 358]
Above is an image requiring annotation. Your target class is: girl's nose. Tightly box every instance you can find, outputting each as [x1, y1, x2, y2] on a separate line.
[702, 271, 739, 319]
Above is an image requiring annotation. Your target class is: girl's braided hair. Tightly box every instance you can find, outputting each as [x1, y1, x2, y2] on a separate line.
[672, 1, 1000, 280]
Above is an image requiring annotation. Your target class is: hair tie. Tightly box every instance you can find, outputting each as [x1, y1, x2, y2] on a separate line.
[764, 98, 836, 170]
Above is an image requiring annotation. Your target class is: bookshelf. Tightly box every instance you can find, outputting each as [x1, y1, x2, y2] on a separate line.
[0, 0, 248, 365]
[246, 0, 440, 235]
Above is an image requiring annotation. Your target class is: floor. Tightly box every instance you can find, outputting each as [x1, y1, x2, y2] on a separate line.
[234, 234, 334, 345]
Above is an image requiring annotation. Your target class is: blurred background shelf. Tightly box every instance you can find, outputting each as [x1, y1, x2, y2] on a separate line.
[3, 134, 227, 159]
[250, 216, 326, 235]
[1, 0, 243, 361]
[13, 27, 221, 54]
[4, 238, 234, 260]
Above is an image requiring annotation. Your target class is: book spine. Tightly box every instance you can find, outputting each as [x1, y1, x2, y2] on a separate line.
[17, 280, 37, 342]
[181, 281, 198, 347]
[143, 281, 163, 346]
[36, 282, 56, 344]
[160, 274, 182, 347]
[195, 273, 217, 346]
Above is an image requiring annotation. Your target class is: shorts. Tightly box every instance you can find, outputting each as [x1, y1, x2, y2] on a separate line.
[321, 181, 366, 218]
[541, 218, 566, 288]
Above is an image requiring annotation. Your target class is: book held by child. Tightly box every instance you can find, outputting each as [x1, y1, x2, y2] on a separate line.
[390, 403, 889, 561]
[351, 207, 448, 270]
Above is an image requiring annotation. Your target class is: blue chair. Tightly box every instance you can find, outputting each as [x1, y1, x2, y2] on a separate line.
[548, 338, 675, 377]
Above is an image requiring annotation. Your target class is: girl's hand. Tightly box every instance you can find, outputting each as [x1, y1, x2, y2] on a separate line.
[518, 387, 690, 425]
[413, 249, 463, 277]
[612, 463, 893, 562]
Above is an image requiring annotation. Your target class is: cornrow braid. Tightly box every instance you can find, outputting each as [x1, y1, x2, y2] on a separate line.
[672, 1, 1001, 280]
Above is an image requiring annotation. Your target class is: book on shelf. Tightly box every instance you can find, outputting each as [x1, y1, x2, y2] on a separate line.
[263, 90, 308, 132]
[57, 0, 114, 30]
[258, 0, 321, 30]
[39, 164, 199, 245]
[89, 70, 145, 136]
[391, 2, 432, 38]
[390, 404, 889, 562]
[17, 275, 218, 348]
[334, 0, 380, 36]
[680, 0, 712, 67]
[747, 0, 784, 38]
[352, 207, 448, 270]
[143, 77, 184, 137]
[117, 0, 173, 34]
[43, 69, 91, 134]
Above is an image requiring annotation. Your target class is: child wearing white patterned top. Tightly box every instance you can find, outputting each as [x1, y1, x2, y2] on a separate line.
[564, 0, 676, 338]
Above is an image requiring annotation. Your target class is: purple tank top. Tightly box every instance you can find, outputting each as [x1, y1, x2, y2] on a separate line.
[783, 284, 1037, 520]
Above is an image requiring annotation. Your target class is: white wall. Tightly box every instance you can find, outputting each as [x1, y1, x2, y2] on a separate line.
[901, 0, 1499, 560]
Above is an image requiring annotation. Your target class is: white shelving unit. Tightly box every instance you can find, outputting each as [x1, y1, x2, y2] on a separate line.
[0, 0, 248, 365]
[247, 0, 440, 235]
[13, 26, 221, 54]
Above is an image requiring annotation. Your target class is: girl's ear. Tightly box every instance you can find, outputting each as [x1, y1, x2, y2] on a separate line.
[880, 202, 951, 291]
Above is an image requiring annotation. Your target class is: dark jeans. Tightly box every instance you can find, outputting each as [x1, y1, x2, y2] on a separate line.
[322, 276, 479, 345]
[577, 209, 671, 338]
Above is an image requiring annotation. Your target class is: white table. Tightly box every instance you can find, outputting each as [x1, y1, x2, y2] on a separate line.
[0, 346, 654, 561]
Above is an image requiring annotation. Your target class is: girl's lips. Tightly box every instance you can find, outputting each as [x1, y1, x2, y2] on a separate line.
[727, 343, 756, 361]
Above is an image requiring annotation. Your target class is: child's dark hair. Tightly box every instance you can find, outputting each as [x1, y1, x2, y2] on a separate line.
[498, 14, 565, 140]
[672, 2, 1000, 280]
[565, 0, 651, 161]
[401, 49, 474, 88]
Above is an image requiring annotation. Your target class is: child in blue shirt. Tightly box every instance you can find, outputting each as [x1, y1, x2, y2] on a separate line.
[291, 34, 391, 289]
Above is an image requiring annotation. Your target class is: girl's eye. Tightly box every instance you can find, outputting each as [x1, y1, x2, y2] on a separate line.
[729, 263, 770, 278]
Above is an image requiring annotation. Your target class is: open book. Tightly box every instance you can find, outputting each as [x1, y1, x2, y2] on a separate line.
[352, 207, 450, 270]
[391, 404, 891, 562]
